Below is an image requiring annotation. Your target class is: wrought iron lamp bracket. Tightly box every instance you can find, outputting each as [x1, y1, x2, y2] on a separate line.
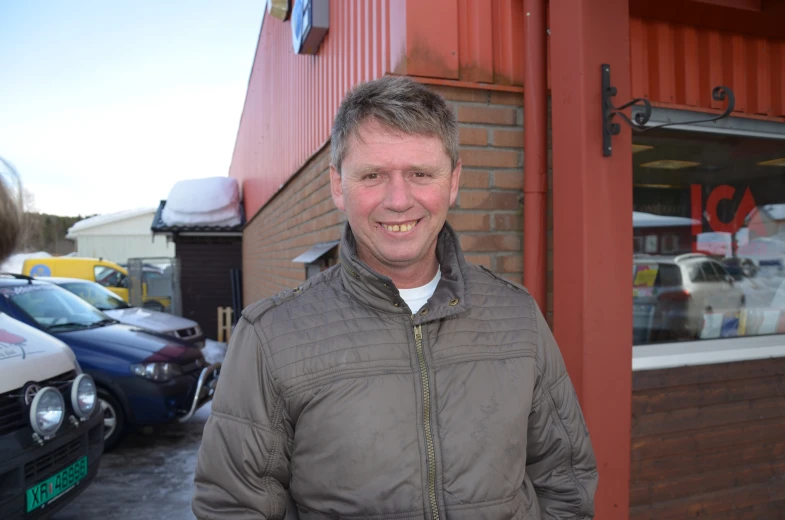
[601, 64, 735, 157]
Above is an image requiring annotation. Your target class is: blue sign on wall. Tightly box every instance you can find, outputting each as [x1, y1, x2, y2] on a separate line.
[291, 0, 329, 55]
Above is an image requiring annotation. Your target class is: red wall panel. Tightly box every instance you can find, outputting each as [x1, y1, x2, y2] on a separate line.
[230, 1, 393, 220]
[232, 0, 528, 219]
[630, 17, 785, 119]
[233, 3, 785, 220]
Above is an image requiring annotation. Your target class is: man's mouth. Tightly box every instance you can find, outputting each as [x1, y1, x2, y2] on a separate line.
[380, 220, 418, 233]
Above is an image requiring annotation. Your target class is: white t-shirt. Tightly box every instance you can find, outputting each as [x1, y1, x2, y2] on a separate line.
[398, 267, 441, 314]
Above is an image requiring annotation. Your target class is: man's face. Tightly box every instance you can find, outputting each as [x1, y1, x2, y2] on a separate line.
[330, 118, 461, 281]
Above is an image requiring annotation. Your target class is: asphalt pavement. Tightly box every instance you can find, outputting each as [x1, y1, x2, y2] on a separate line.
[52, 404, 211, 520]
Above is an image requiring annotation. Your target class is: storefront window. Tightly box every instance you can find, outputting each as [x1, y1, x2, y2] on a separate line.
[632, 128, 785, 346]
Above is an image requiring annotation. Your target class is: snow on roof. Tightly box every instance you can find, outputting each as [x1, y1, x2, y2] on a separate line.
[160, 177, 242, 228]
[165, 177, 239, 214]
[67, 207, 157, 236]
[633, 211, 700, 228]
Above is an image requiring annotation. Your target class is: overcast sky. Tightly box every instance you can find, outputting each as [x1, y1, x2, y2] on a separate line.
[0, 0, 264, 216]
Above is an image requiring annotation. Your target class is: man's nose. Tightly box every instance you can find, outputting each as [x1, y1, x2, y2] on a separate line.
[383, 174, 414, 212]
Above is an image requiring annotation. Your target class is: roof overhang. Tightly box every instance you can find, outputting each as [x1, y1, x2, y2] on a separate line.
[292, 241, 340, 263]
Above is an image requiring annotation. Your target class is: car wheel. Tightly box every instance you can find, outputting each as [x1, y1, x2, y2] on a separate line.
[98, 389, 127, 451]
[142, 300, 165, 312]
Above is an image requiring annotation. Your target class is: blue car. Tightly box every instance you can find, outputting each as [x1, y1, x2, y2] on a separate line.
[0, 275, 220, 450]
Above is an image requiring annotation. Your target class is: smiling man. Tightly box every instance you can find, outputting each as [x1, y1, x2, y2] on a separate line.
[193, 76, 598, 519]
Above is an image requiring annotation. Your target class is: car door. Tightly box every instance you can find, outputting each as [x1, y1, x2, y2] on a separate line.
[93, 265, 130, 302]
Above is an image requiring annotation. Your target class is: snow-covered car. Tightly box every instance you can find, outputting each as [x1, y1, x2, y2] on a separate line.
[0, 304, 104, 519]
[36, 277, 204, 346]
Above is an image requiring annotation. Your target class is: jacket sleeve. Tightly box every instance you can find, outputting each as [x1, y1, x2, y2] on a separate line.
[526, 304, 598, 519]
[192, 316, 293, 520]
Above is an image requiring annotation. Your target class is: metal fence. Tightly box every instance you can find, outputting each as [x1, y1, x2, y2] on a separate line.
[127, 257, 183, 316]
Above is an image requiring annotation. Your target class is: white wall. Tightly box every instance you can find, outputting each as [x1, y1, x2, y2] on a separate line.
[69, 211, 173, 264]
[72, 213, 158, 236]
[74, 235, 172, 264]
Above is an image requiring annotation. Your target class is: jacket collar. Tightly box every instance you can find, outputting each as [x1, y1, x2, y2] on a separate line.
[339, 222, 471, 322]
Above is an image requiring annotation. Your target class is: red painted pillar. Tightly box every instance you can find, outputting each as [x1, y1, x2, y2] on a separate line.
[549, 0, 633, 518]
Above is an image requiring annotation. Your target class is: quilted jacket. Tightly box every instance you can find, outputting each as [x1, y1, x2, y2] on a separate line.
[193, 223, 598, 519]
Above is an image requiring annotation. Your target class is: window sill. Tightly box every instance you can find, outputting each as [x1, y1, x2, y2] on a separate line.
[632, 334, 785, 371]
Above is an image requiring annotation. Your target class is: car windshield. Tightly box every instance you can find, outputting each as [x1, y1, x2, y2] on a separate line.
[8, 284, 108, 331]
[59, 281, 131, 310]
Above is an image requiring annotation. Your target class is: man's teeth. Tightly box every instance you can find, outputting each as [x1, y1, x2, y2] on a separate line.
[384, 222, 415, 232]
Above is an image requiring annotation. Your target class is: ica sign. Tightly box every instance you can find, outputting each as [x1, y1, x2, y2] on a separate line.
[691, 184, 759, 235]
[291, 0, 329, 55]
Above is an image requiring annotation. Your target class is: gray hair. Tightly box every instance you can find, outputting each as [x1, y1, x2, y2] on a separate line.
[331, 76, 459, 172]
[0, 158, 23, 263]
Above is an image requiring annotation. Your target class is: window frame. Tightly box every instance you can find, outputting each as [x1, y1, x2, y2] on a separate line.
[631, 112, 785, 370]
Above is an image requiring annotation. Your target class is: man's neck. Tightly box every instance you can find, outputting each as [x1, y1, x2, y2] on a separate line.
[357, 252, 439, 289]
[389, 261, 439, 289]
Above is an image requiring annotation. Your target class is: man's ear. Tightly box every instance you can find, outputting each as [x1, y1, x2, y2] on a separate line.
[449, 160, 462, 207]
[330, 165, 345, 212]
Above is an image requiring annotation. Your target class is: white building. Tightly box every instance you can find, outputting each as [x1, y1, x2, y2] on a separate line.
[66, 207, 173, 264]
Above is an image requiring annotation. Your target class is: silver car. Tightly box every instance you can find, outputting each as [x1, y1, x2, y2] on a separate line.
[633, 253, 746, 344]
[35, 277, 205, 346]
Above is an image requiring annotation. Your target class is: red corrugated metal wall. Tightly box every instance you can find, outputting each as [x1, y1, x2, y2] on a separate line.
[232, 0, 527, 219]
[233, 2, 785, 220]
[457, 0, 524, 85]
[392, 0, 525, 84]
[630, 17, 785, 118]
[230, 1, 393, 219]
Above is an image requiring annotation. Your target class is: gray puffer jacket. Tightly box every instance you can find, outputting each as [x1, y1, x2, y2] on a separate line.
[193, 223, 598, 519]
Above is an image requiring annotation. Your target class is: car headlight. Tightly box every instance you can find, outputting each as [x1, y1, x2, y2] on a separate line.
[29, 387, 65, 438]
[71, 374, 97, 419]
[129, 362, 183, 382]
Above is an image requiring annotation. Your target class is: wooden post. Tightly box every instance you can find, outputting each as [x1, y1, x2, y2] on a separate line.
[217, 306, 233, 343]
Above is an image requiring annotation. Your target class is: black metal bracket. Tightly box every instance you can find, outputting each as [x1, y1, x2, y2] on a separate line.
[601, 63, 735, 157]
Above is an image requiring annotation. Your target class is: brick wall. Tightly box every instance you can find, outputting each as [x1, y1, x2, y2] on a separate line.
[242, 84, 545, 309]
[242, 146, 344, 305]
[433, 85, 525, 288]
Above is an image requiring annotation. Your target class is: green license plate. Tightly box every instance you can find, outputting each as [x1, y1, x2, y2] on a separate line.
[26, 456, 88, 513]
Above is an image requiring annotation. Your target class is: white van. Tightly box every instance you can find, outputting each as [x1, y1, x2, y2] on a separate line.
[0, 312, 104, 519]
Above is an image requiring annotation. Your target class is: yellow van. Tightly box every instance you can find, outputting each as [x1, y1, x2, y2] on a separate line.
[22, 257, 170, 311]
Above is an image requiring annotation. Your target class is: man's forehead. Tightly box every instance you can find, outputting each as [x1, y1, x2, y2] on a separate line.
[343, 121, 450, 169]
[350, 118, 427, 144]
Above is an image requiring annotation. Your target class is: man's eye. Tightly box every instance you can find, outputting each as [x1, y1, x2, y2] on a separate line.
[364, 173, 378, 180]
[414, 172, 426, 178]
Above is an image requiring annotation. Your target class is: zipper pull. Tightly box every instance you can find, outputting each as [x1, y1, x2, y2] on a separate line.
[414, 324, 422, 341]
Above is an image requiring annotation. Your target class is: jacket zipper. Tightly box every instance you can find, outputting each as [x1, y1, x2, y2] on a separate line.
[414, 324, 440, 520]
